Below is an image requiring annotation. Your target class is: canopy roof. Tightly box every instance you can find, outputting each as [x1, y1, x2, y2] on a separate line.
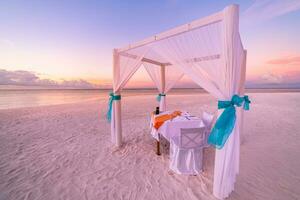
[117, 9, 223, 64]
[114, 5, 242, 69]
[113, 4, 244, 100]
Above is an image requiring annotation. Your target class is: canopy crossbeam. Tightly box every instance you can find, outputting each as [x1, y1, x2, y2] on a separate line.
[120, 52, 221, 67]
[119, 52, 166, 66]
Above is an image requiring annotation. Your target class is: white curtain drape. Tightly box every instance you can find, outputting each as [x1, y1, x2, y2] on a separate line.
[143, 5, 243, 199]
[143, 62, 184, 111]
[149, 19, 225, 100]
[212, 6, 244, 199]
[111, 4, 245, 199]
[113, 47, 149, 93]
[111, 47, 149, 143]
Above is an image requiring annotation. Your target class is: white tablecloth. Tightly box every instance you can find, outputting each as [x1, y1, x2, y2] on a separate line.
[150, 112, 205, 141]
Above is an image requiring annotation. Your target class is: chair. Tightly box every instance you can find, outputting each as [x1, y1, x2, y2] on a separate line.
[202, 112, 215, 147]
[169, 127, 206, 175]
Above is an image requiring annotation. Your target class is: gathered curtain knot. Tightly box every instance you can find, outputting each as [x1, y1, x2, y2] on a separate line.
[209, 94, 251, 149]
[106, 92, 121, 122]
[243, 95, 251, 110]
[218, 94, 244, 109]
[156, 93, 166, 102]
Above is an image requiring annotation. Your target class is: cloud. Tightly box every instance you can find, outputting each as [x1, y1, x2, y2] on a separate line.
[0, 70, 39, 85]
[267, 56, 300, 65]
[248, 54, 300, 85]
[241, 0, 300, 27]
[0, 39, 14, 49]
[60, 79, 97, 89]
[261, 72, 283, 83]
[246, 67, 300, 88]
[0, 69, 100, 89]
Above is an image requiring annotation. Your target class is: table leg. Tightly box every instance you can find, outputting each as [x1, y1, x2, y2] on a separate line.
[156, 140, 161, 155]
[156, 134, 161, 156]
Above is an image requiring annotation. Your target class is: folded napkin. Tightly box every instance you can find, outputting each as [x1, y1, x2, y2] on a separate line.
[153, 111, 182, 129]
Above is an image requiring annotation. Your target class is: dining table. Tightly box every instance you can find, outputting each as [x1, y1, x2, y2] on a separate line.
[150, 111, 205, 155]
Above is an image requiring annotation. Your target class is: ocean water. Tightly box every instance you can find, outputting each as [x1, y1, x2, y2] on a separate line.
[0, 88, 299, 109]
[0, 88, 207, 109]
[0, 90, 109, 109]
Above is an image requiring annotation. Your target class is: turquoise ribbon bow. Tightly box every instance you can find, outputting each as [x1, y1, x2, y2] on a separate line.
[156, 93, 166, 102]
[106, 92, 121, 122]
[208, 94, 247, 149]
[243, 95, 251, 110]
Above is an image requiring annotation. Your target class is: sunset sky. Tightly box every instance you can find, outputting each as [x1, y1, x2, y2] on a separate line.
[0, 0, 300, 89]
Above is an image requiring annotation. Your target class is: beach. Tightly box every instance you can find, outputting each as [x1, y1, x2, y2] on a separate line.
[0, 92, 300, 200]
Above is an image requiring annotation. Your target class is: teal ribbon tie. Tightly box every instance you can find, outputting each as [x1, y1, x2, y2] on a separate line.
[208, 94, 244, 149]
[243, 95, 251, 110]
[106, 92, 121, 122]
[156, 93, 166, 102]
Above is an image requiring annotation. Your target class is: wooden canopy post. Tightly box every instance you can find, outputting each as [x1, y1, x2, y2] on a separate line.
[115, 95, 122, 147]
[239, 50, 247, 145]
[155, 64, 166, 156]
[160, 65, 166, 111]
[113, 49, 122, 147]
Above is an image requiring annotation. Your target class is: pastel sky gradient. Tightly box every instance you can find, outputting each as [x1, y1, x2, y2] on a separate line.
[0, 0, 300, 88]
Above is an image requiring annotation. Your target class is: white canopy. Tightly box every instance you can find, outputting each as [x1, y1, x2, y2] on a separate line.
[110, 4, 246, 199]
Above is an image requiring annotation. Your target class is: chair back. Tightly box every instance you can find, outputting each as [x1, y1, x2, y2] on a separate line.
[202, 112, 215, 146]
[202, 112, 214, 129]
[180, 127, 206, 149]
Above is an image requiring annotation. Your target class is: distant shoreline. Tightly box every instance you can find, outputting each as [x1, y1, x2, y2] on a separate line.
[1, 87, 300, 93]
[1, 88, 300, 110]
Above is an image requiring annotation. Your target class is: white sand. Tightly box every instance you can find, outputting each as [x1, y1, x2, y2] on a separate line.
[0, 93, 300, 200]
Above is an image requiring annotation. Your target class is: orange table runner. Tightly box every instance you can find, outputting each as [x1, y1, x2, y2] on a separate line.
[153, 111, 182, 129]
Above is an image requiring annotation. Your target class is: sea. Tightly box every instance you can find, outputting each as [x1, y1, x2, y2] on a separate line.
[0, 88, 299, 109]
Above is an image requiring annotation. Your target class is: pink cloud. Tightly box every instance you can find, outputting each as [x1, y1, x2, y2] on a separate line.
[0, 69, 102, 89]
[267, 56, 300, 65]
[246, 68, 300, 88]
[261, 72, 283, 83]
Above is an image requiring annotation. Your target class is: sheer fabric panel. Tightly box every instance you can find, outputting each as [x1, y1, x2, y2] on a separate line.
[149, 21, 225, 99]
[165, 65, 184, 92]
[143, 63, 163, 93]
[111, 47, 148, 143]
[113, 47, 149, 93]
[144, 62, 184, 111]
[213, 5, 244, 199]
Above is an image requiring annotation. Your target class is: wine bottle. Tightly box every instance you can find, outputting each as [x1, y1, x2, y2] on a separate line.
[155, 107, 160, 115]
